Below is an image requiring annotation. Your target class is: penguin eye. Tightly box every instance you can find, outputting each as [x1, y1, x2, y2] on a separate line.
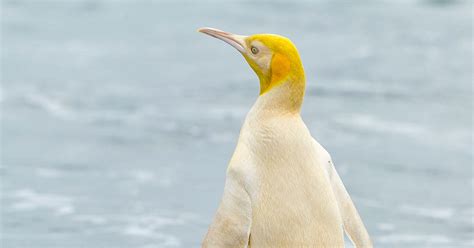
[251, 46, 259, 55]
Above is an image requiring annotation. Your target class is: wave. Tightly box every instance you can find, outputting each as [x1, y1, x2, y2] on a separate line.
[10, 189, 75, 216]
[20, 90, 156, 126]
[376, 233, 452, 245]
[25, 93, 77, 120]
[334, 113, 426, 136]
[399, 204, 455, 220]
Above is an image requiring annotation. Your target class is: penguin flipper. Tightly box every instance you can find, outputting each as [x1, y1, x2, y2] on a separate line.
[312, 139, 373, 248]
[327, 159, 373, 248]
[202, 168, 252, 248]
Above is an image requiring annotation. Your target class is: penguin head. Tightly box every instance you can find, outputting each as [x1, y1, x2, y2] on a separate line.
[199, 27, 305, 96]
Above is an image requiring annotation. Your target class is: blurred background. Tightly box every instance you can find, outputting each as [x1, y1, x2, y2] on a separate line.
[1, 0, 472, 247]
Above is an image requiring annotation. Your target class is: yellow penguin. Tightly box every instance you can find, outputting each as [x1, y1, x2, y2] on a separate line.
[198, 27, 373, 248]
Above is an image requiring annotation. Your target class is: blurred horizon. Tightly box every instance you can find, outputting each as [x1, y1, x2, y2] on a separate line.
[1, 0, 472, 247]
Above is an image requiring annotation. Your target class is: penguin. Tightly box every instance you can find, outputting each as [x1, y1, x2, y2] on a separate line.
[198, 27, 373, 248]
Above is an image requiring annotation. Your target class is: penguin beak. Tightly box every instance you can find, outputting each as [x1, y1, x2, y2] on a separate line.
[198, 27, 247, 53]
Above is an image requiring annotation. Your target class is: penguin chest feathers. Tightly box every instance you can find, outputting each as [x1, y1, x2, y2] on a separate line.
[228, 102, 344, 246]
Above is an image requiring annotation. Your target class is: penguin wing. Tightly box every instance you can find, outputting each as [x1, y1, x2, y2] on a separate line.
[202, 166, 252, 248]
[312, 139, 373, 248]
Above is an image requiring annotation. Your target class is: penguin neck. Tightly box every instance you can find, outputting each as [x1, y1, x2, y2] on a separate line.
[250, 77, 306, 119]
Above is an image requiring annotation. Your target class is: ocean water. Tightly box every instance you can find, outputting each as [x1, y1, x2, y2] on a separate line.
[0, 0, 472, 247]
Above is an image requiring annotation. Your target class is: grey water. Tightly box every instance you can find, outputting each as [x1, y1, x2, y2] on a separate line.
[1, 0, 472, 247]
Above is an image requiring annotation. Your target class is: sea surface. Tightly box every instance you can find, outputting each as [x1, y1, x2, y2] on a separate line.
[1, 0, 472, 247]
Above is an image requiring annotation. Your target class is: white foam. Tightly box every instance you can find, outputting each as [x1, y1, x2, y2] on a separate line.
[315, 78, 415, 99]
[123, 213, 197, 229]
[376, 233, 452, 244]
[377, 222, 396, 231]
[146, 233, 180, 247]
[21, 89, 155, 125]
[121, 213, 198, 246]
[399, 204, 455, 220]
[128, 169, 174, 187]
[123, 226, 181, 246]
[124, 225, 155, 237]
[335, 114, 426, 136]
[26, 93, 75, 120]
[10, 189, 75, 215]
